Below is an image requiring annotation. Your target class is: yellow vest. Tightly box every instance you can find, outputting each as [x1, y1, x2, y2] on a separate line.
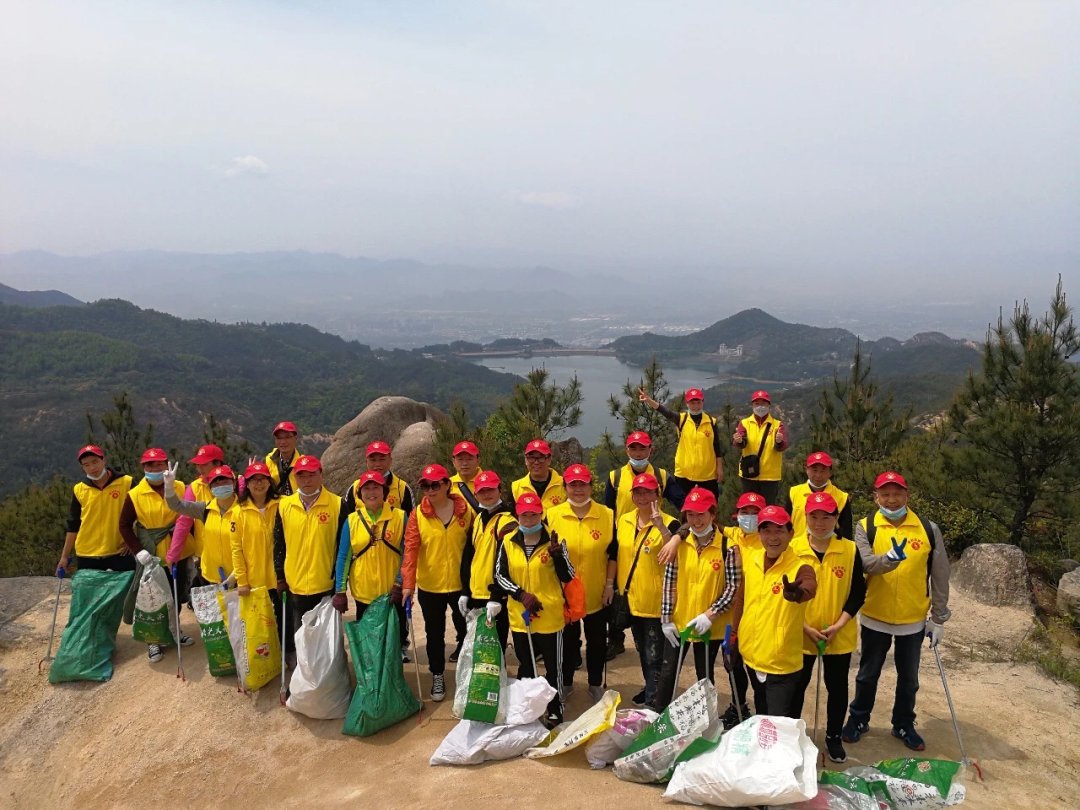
[278, 489, 342, 596]
[265, 450, 299, 494]
[739, 546, 809, 675]
[674, 412, 718, 480]
[615, 510, 674, 619]
[185, 477, 213, 556]
[788, 482, 850, 539]
[468, 511, 518, 601]
[723, 525, 761, 552]
[73, 474, 133, 557]
[671, 533, 730, 640]
[413, 504, 471, 593]
[129, 477, 191, 562]
[738, 414, 784, 481]
[791, 535, 858, 654]
[860, 511, 934, 625]
[352, 474, 410, 513]
[344, 505, 406, 603]
[196, 498, 243, 584]
[547, 500, 614, 614]
[609, 463, 669, 521]
[451, 470, 484, 501]
[504, 537, 567, 634]
[512, 469, 566, 512]
[232, 499, 279, 590]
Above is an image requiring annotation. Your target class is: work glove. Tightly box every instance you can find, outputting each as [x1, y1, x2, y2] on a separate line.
[135, 550, 156, 567]
[486, 601, 502, 622]
[331, 593, 349, 614]
[548, 532, 562, 556]
[519, 591, 543, 615]
[389, 583, 403, 605]
[886, 538, 908, 562]
[457, 595, 470, 617]
[163, 461, 179, 491]
[926, 620, 945, 648]
[689, 612, 713, 636]
[661, 621, 680, 648]
[781, 574, 804, 602]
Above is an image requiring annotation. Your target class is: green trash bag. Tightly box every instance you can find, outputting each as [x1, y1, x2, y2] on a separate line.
[453, 609, 507, 724]
[342, 595, 421, 737]
[49, 569, 134, 684]
[190, 583, 236, 677]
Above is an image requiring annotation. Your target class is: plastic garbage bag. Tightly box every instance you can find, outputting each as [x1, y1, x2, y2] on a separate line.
[786, 760, 966, 810]
[586, 708, 659, 769]
[131, 562, 176, 645]
[504, 677, 558, 726]
[453, 609, 508, 724]
[190, 582, 236, 677]
[524, 689, 620, 759]
[49, 569, 133, 684]
[287, 597, 352, 719]
[221, 587, 281, 691]
[430, 720, 551, 766]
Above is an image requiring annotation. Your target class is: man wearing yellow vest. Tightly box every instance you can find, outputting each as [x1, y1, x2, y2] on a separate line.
[842, 471, 950, 753]
[449, 440, 483, 511]
[494, 492, 576, 727]
[347, 440, 415, 516]
[168, 443, 224, 589]
[265, 420, 300, 496]
[639, 387, 725, 497]
[58, 445, 134, 576]
[732, 390, 788, 503]
[786, 451, 853, 541]
[511, 438, 566, 512]
[735, 504, 817, 718]
[790, 492, 865, 763]
[458, 470, 516, 650]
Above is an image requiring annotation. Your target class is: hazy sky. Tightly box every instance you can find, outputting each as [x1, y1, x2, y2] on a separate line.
[2, 1, 1078, 291]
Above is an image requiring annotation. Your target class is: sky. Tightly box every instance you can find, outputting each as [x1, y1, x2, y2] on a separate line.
[1, 1, 1078, 298]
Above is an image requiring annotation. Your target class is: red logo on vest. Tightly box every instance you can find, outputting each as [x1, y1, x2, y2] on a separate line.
[703, 430, 712, 439]
[771, 582, 781, 595]
[833, 566, 845, 579]
[711, 560, 721, 571]
[550, 495, 561, 504]
[458, 518, 467, 527]
[318, 512, 329, 523]
[110, 491, 119, 499]
[591, 529, 601, 540]
[910, 538, 922, 550]
[540, 552, 550, 564]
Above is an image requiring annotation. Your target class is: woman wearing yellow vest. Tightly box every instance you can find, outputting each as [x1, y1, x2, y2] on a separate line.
[231, 461, 286, 645]
[722, 491, 766, 553]
[614, 472, 679, 707]
[494, 492, 576, 727]
[732, 390, 788, 503]
[639, 387, 725, 498]
[458, 470, 516, 651]
[735, 504, 817, 718]
[57, 445, 134, 577]
[511, 438, 566, 512]
[401, 463, 474, 703]
[546, 463, 616, 703]
[163, 464, 242, 587]
[789, 492, 865, 763]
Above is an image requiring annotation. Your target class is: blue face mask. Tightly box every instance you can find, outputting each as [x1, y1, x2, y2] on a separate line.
[738, 514, 759, 533]
[519, 522, 543, 536]
[144, 471, 165, 483]
[628, 457, 649, 471]
[879, 505, 908, 521]
[211, 484, 234, 500]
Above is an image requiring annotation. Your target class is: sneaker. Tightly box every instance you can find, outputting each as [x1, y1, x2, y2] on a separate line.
[431, 673, 446, 702]
[588, 685, 605, 703]
[842, 718, 869, 744]
[448, 644, 462, 664]
[721, 703, 750, 730]
[632, 690, 649, 707]
[825, 735, 847, 763]
[401, 645, 411, 664]
[543, 711, 563, 729]
[179, 635, 195, 647]
[605, 640, 625, 661]
[561, 683, 575, 700]
[147, 644, 164, 663]
[892, 725, 925, 751]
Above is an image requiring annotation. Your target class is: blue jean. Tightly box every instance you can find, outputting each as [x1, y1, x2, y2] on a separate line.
[848, 624, 922, 729]
[630, 615, 664, 702]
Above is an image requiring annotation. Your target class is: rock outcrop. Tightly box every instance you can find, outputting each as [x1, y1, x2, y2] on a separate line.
[950, 543, 1033, 610]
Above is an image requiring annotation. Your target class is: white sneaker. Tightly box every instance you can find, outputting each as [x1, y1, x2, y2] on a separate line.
[179, 635, 195, 647]
[431, 673, 446, 701]
[147, 644, 163, 663]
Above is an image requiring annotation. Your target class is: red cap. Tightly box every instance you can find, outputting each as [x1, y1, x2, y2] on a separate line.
[735, 492, 765, 510]
[515, 493, 544, 514]
[758, 504, 791, 526]
[563, 463, 592, 484]
[452, 441, 479, 457]
[420, 463, 450, 482]
[357, 470, 386, 487]
[524, 439, 551, 455]
[751, 390, 771, 403]
[473, 470, 501, 490]
[874, 471, 908, 489]
[140, 448, 167, 464]
[293, 455, 322, 473]
[273, 421, 298, 435]
[630, 472, 659, 491]
[190, 444, 225, 465]
[683, 487, 717, 513]
[208, 465, 236, 481]
[685, 388, 704, 402]
[805, 492, 838, 514]
[77, 444, 105, 460]
[244, 462, 271, 479]
[365, 440, 392, 457]
[806, 451, 833, 467]
[626, 431, 652, 447]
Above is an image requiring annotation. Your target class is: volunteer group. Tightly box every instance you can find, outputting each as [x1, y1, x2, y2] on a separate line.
[55, 387, 950, 762]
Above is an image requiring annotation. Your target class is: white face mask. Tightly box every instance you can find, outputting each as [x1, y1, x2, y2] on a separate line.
[299, 486, 321, 498]
[481, 499, 502, 511]
[567, 496, 592, 508]
[752, 405, 770, 418]
[808, 479, 829, 491]
[86, 468, 107, 481]
[809, 529, 835, 542]
[738, 514, 759, 533]
[690, 525, 714, 538]
[628, 457, 649, 471]
[687, 406, 703, 417]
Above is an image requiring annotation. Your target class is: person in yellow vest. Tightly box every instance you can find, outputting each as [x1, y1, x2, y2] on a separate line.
[401, 463, 474, 702]
[57, 445, 134, 577]
[735, 504, 817, 718]
[653, 486, 742, 713]
[169, 443, 225, 587]
[341, 440, 415, 517]
[232, 461, 285, 644]
[638, 387, 725, 497]
[272, 455, 345, 651]
[458, 470, 516, 651]
[449, 440, 483, 511]
[265, 420, 300, 496]
[842, 471, 950, 753]
[721, 491, 766, 552]
[789, 492, 865, 763]
[732, 390, 788, 503]
[119, 448, 196, 662]
[786, 451, 853, 541]
[511, 438, 566, 512]
[614, 472, 679, 706]
[546, 463, 616, 703]
[494, 492, 576, 727]
[163, 464, 243, 588]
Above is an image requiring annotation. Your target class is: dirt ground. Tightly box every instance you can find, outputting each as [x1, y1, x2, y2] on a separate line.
[1, 577, 1077, 809]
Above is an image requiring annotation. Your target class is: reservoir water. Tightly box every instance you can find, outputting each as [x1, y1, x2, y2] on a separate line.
[472, 354, 722, 446]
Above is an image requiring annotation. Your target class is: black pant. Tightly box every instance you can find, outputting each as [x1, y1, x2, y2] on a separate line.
[355, 599, 408, 647]
[513, 628, 563, 720]
[630, 616, 664, 703]
[563, 609, 608, 687]
[674, 477, 719, 499]
[287, 590, 332, 655]
[654, 637, 727, 710]
[793, 652, 852, 738]
[738, 478, 780, 504]
[417, 589, 467, 675]
[76, 553, 137, 572]
[849, 625, 922, 729]
[747, 666, 803, 718]
[464, 596, 510, 650]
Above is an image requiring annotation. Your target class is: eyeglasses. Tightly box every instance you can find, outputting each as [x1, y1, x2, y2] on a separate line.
[419, 481, 444, 491]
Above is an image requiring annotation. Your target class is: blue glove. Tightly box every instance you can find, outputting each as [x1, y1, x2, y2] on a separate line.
[885, 538, 908, 562]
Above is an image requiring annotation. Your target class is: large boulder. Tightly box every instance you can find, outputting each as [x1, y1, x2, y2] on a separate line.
[1058, 569, 1080, 618]
[321, 396, 446, 494]
[950, 543, 1033, 609]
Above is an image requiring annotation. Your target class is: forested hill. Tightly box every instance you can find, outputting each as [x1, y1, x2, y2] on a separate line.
[0, 299, 520, 497]
[0, 282, 83, 308]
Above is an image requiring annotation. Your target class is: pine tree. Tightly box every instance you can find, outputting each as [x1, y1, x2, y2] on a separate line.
[599, 356, 679, 471]
[85, 392, 155, 475]
[201, 413, 255, 470]
[494, 367, 583, 441]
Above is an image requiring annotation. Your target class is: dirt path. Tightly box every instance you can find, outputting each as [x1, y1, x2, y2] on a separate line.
[1, 578, 1077, 809]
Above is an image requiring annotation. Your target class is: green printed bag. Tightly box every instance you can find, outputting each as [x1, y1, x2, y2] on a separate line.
[190, 583, 236, 677]
[131, 563, 176, 645]
[453, 609, 507, 724]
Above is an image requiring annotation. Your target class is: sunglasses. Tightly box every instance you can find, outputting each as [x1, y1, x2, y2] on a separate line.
[419, 480, 445, 491]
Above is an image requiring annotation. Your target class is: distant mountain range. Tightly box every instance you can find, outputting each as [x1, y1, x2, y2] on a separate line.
[0, 282, 83, 308]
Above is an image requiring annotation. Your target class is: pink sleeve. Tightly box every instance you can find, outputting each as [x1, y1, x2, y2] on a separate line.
[167, 484, 196, 563]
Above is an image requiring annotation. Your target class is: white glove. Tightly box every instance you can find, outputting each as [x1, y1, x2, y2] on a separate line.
[457, 595, 469, 617]
[162, 461, 179, 490]
[926, 620, 945, 648]
[486, 601, 502, 621]
[661, 621, 680, 647]
[689, 612, 713, 636]
[135, 550, 156, 567]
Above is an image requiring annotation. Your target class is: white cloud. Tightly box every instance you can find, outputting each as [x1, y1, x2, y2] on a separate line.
[223, 155, 269, 178]
[515, 191, 582, 210]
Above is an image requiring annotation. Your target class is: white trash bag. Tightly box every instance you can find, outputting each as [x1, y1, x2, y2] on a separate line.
[504, 677, 557, 726]
[586, 708, 659, 769]
[286, 597, 353, 719]
[430, 720, 550, 766]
